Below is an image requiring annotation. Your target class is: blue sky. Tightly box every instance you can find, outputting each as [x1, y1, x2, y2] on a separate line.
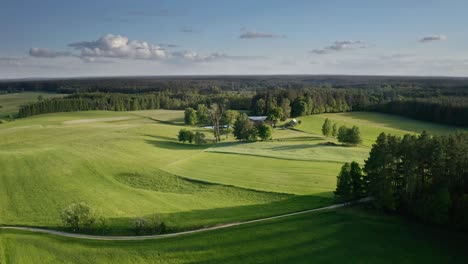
[1, 0, 467, 78]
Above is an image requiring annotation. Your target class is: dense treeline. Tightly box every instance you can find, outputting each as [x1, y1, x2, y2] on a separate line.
[7, 75, 468, 126]
[251, 88, 386, 117]
[17, 92, 251, 118]
[2, 75, 468, 94]
[372, 97, 468, 126]
[336, 131, 468, 230]
[250, 88, 468, 126]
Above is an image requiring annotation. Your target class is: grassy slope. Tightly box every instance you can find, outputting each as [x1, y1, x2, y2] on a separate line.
[1, 207, 467, 264]
[0, 92, 65, 119]
[0, 110, 462, 234]
[163, 112, 460, 195]
[296, 112, 461, 146]
[0, 110, 328, 233]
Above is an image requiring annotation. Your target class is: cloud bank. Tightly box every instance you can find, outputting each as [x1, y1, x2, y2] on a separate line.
[27, 34, 261, 64]
[68, 34, 168, 61]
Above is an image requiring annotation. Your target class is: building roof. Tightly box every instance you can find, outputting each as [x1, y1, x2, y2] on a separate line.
[248, 116, 267, 121]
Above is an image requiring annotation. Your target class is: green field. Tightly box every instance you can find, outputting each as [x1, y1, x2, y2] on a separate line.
[0, 110, 461, 233]
[295, 112, 460, 146]
[1, 109, 466, 262]
[2, 207, 467, 264]
[0, 92, 66, 119]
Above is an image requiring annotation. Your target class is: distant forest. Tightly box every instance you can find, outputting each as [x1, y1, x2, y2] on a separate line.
[1, 75, 467, 126]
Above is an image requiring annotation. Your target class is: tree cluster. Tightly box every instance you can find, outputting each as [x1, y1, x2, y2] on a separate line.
[337, 126, 362, 145]
[232, 113, 272, 142]
[340, 131, 468, 229]
[178, 129, 207, 145]
[321, 119, 362, 145]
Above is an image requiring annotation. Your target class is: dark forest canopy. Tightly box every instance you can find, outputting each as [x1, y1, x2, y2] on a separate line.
[2, 75, 468, 95]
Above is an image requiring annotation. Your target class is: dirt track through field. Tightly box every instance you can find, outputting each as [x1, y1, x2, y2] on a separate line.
[0, 198, 371, 241]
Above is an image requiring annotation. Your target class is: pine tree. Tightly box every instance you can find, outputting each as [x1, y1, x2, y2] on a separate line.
[321, 118, 332, 137]
[335, 163, 352, 200]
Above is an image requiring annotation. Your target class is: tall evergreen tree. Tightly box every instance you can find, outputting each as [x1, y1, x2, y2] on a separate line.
[321, 118, 332, 137]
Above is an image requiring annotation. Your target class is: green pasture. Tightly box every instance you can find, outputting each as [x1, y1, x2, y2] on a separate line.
[1, 206, 467, 264]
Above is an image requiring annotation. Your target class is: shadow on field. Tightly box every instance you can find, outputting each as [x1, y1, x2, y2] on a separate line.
[143, 134, 175, 141]
[269, 144, 323, 151]
[100, 194, 334, 236]
[277, 136, 324, 142]
[145, 139, 210, 150]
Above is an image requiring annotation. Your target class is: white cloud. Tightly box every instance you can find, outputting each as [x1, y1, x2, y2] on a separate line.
[68, 34, 168, 60]
[29, 48, 71, 58]
[419, 35, 447, 43]
[310, 41, 367, 54]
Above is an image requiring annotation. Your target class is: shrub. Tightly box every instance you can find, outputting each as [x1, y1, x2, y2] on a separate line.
[132, 218, 148, 235]
[178, 129, 195, 143]
[194, 132, 207, 145]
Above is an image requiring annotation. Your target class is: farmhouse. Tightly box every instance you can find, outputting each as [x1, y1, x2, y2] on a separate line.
[248, 116, 267, 125]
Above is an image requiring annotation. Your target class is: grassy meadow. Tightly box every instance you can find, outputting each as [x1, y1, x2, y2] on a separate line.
[0, 108, 466, 262]
[295, 112, 460, 146]
[0, 92, 65, 119]
[1, 206, 467, 264]
[0, 110, 461, 233]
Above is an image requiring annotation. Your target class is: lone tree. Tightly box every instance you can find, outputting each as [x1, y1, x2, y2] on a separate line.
[257, 123, 272, 141]
[184, 108, 197, 125]
[60, 202, 96, 231]
[233, 113, 257, 141]
[337, 125, 362, 145]
[209, 102, 225, 142]
[321, 118, 332, 137]
[178, 129, 194, 143]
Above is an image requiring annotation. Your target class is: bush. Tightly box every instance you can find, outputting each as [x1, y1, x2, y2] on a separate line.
[132, 218, 148, 235]
[194, 132, 207, 145]
[178, 129, 194, 143]
[60, 202, 96, 232]
[257, 123, 272, 141]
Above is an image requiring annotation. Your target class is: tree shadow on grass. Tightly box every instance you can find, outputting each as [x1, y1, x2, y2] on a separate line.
[37, 194, 334, 236]
[276, 136, 325, 142]
[145, 139, 210, 150]
[100, 194, 334, 235]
